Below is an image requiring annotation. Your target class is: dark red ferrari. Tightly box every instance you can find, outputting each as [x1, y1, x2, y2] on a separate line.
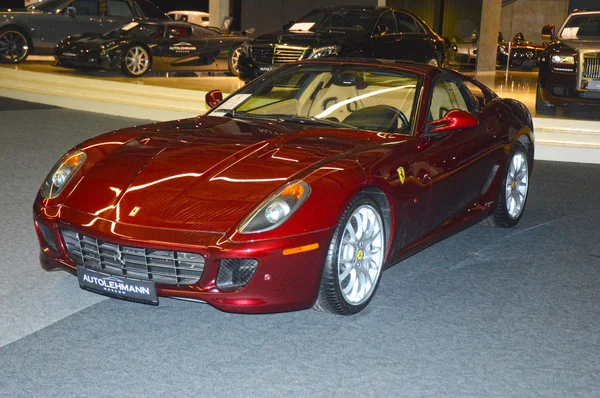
[33, 59, 534, 315]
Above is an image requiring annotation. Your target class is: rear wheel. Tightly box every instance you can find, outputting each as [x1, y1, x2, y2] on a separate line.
[314, 194, 386, 315]
[121, 45, 151, 77]
[0, 28, 30, 63]
[482, 143, 530, 228]
[535, 83, 556, 116]
[228, 45, 242, 76]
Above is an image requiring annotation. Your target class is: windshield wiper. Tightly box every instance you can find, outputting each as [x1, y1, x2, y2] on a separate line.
[234, 113, 358, 129]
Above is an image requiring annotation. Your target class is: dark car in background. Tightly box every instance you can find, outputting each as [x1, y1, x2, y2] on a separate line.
[237, 6, 445, 81]
[55, 20, 250, 76]
[0, 0, 167, 63]
[537, 10, 600, 115]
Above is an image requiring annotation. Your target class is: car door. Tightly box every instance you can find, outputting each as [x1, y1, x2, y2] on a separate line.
[103, 0, 137, 31]
[422, 77, 499, 233]
[46, 0, 105, 45]
[156, 25, 208, 69]
[371, 10, 400, 60]
[391, 11, 433, 64]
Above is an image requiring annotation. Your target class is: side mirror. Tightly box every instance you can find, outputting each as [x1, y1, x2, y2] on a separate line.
[282, 20, 294, 30]
[243, 28, 255, 36]
[374, 24, 390, 37]
[541, 24, 555, 41]
[205, 89, 223, 109]
[428, 109, 478, 134]
[168, 29, 181, 39]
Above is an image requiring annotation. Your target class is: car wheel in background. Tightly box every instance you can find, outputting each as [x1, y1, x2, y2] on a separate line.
[426, 57, 439, 67]
[0, 28, 30, 64]
[314, 193, 386, 315]
[121, 45, 151, 77]
[228, 45, 242, 76]
[482, 143, 530, 228]
[535, 83, 557, 116]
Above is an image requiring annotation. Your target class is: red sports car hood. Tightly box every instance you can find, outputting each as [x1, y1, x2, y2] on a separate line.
[63, 117, 383, 232]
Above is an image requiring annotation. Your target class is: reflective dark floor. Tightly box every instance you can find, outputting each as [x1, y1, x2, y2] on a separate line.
[1, 98, 599, 397]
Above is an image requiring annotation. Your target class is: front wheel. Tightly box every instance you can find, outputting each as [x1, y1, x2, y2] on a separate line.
[228, 45, 242, 76]
[482, 143, 530, 227]
[121, 45, 151, 77]
[314, 194, 386, 315]
[0, 28, 30, 63]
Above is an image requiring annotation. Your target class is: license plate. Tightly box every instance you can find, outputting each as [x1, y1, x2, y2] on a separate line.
[77, 266, 158, 305]
[258, 65, 276, 73]
[62, 52, 78, 58]
[588, 80, 600, 91]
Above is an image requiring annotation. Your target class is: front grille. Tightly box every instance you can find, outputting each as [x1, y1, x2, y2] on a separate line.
[252, 45, 308, 64]
[583, 56, 600, 79]
[61, 229, 204, 285]
[216, 259, 258, 290]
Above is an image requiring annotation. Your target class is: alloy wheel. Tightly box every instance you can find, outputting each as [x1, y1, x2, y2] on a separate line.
[125, 46, 150, 76]
[0, 30, 29, 63]
[337, 204, 384, 305]
[230, 46, 241, 75]
[505, 151, 529, 219]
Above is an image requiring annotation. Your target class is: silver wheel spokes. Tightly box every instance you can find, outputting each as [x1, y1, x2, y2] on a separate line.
[505, 152, 528, 219]
[231, 47, 241, 72]
[0, 31, 28, 62]
[125, 47, 149, 75]
[338, 205, 384, 305]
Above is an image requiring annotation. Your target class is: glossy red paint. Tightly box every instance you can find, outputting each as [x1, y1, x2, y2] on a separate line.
[429, 110, 479, 134]
[34, 59, 534, 313]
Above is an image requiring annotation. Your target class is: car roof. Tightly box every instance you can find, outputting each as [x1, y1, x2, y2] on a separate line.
[299, 58, 456, 77]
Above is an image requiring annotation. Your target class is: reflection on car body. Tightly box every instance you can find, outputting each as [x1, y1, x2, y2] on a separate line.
[34, 59, 534, 315]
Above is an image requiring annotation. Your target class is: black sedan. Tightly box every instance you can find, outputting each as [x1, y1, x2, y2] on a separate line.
[238, 6, 446, 81]
[55, 20, 250, 76]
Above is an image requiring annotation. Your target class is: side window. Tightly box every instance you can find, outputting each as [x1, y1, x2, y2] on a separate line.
[106, 0, 133, 17]
[429, 80, 469, 121]
[462, 81, 487, 114]
[70, 0, 100, 15]
[166, 26, 192, 39]
[374, 11, 397, 36]
[394, 12, 417, 33]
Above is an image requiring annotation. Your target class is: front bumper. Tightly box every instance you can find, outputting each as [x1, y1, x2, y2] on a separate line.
[54, 48, 121, 71]
[539, 64, 600, 106]
[34, 203, 334, 314]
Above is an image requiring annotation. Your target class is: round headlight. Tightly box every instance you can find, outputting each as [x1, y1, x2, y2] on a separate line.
[41, 149, 86, 199]
[239, 181, 311, 233]
[265, 199, 291, 224]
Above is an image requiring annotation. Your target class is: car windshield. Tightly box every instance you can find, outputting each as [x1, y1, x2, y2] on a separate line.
[209, 64, 421, 135]
[27, 0, 69, 12]
[561, 13, 600, 38]
[103, 22, 164, 38]
[290, 8, 376, 32]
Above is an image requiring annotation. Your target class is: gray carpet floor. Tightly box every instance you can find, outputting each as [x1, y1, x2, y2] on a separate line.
[0, 98, 599, 397]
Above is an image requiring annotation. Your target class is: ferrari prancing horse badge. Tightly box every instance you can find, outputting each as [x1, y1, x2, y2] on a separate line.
[397, 167, 405, 185]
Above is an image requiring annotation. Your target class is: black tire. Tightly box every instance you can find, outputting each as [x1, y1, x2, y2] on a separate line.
[314, 193, 386, 315]
[481, 142, 530, 228]
[535, 83, 556, 116]
[0, 28, 31, 64]
[228, 45, 242, 76]
[121, 44, 152, 77]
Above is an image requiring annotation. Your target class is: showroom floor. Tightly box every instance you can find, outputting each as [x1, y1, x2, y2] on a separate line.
[1, 97, 599, 397]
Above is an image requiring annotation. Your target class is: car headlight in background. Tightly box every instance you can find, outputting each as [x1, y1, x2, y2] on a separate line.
[308, 45, 340, 59]
[498, 45, 508, 56]
[239, 181, 311, 233]
[241, 41, 251, 55]
[41, 150, 86, 199]
[551, 55, 575, 64]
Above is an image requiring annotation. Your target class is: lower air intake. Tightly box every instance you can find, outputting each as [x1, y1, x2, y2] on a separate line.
[216, 259, 258, 290]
